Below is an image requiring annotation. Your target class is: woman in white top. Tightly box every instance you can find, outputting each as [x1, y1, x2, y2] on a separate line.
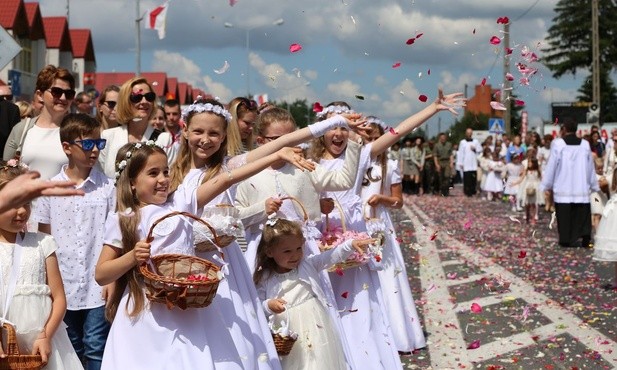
[97, 77, 172, 178]
[3, 65, 74, 180]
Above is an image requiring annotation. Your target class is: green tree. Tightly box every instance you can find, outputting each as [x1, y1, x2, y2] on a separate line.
[447, 111, 490, 144]
[275, 99, 315, 128]
[542, 0, 617, 121]
[577, 68, 617, 122]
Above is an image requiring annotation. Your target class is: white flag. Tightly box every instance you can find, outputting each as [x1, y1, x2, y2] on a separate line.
[145, 2, 169, 39]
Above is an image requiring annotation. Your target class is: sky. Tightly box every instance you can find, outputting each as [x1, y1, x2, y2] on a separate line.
[34, 0, 593, 137]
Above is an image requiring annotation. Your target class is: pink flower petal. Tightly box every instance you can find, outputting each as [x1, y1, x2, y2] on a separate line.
[505, 47, 513, 55]
[427, 69, 431, 75]
[388, 127, 399, 135]
[496, 16, 510, 24]
[470, 303, 482, 313]
[418, 94, 428, 103]
[515, 99, 525, 106]
[490, 36, 501, 45]
[289, 43, 302, 53]
[429, 230, 438, 240]
[405, 38, 415, 45]
[505, 72, 514, 81]
[467, 340, 481, 349]
[481, 77, 487, 86]
[313, 102, 323, 113]
[446, 272, 458, 280]
[490, 101, 507, 111]
[392, 62, 401, 68]
[229, 0, 237, 6]
[416, 33, 424, 39]
[341, 291, 349, 299]
[464, 218, 472, 230]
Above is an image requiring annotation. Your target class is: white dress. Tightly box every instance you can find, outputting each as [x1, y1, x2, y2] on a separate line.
[593, 193, 617, 261]
[483, 160, 504, 193]
[504, 162, 523, 195]
[183, 161, 282, 370]
[360, 159, 426, 352]
[519, 169, 541, 205]
[269, 270, 347, 370]
[101, 185, 244, 370]
[319, 144, 403, 370]
[0, 233, 83, 370]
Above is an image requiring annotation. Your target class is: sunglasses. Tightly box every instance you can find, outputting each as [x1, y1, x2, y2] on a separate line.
[47, 87, 76, 100]
[0, 94, 13, 101]
[129, 92, 156, 103]
[70, 139, 107, 151]
[103, 101, 117, 109]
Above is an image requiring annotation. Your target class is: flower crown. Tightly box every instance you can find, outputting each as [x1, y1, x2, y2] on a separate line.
[115, 140, 157, 180]
[181, 96, 233, 123]
[315, 105, 354, 118]
[1, 159, 29, 171]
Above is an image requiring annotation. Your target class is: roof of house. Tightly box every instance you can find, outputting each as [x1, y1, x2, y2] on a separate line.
[42, 16, 72, 51]
[24, 2, 44, 40]
[0, 0, 29, 36]
[166, 77, 178, 100]
[94, 72, 135, 94]
[69, 29, 95, 62]
[140, 72, 167, 96]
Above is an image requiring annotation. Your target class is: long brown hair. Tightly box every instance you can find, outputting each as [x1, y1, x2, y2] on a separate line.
[96, 85, 120, 129]
[253, 219, 305, 285]
[227, 97, 258, 155]
[168, 98, 229, 192]
[105, 142, 167, 321]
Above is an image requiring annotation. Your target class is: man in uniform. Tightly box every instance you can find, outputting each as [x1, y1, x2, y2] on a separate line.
[433, 132, 453, 196]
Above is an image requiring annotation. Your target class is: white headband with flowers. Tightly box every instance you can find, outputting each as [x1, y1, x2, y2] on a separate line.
[315, 105, 354, 119]
[181, 96, 233, 123]
[115, 140, 157, 180]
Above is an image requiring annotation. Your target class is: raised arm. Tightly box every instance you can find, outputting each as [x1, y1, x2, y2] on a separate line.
[369, 90, 465, 159]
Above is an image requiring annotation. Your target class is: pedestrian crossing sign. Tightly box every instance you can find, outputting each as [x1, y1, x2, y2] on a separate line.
[488, 118, 505, 133]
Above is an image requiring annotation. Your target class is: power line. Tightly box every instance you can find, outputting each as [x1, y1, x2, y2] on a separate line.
[514, 0, 541, 22]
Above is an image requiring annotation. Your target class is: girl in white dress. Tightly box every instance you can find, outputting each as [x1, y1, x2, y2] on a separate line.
[95, 140, 309, 370]
[308, 90, 465, 369]
[0, 162, 83, 370]
[515, 157, 542, 224]
[360, 120, 425, 353]
[483, 151, 504, 201]
[170, 98, 326, 370]
[503, 153, 524, 212]
[478, 147, 492, 199]
[254, 218, 372, 370]
[593, 170, 617, 290]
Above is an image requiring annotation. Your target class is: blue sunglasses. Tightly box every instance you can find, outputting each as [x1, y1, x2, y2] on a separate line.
[71, 139, 107, 151]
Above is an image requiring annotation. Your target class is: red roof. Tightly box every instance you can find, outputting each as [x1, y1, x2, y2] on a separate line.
[24, 3, 44, 40]
[140, 72, 167, 96]
[166, 77, 178, 100]
[177, 82, 189, 104]
[70, 29, 95, 62]
[93, 72, 135, 95]
[42, 16, 72, 51]
[0, 0, 28, 36]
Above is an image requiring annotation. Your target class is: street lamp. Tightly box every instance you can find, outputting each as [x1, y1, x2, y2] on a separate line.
[224, 18, 284, 97]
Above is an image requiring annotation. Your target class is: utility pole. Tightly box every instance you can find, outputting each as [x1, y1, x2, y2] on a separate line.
[136, 0, 142, 76]
[591, 0, 600, 117]
[503, 22, 511, 135]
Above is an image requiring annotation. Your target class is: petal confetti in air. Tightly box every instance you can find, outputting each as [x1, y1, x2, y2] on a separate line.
[490, 101, 507, 111]
[312, 102, 323, 113]
[405, 38, 416, 45]
[355, 94, 365, 101]
[470, 303, 482, 313]
[467, 340, 481, 350]
[418, 94, 428, 103]
[416, 33, 424, 39]
[341, 291, 349, 299]
[229, 0, 237, 6]
[289, 43, 302, 53]
[472, 28, 476, 34]
[427, 69, 431, 75]
[515, 99, 525, 106]
[505, 47, 513, 55]
[490, 36, 501, 45]
[213, 61, 230, 75]
[481, 77, 487, 86]
[496, 16, 510, 24]
[392, 62, 401, 69]
[505, 72, 514, 81]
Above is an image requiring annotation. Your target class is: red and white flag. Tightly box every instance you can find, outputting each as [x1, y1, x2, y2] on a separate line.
[145, 2, 169, 39]
[255, 94, 268, 106]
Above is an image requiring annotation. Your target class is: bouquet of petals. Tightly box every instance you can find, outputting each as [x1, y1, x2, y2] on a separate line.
[319, 228, 383, 270]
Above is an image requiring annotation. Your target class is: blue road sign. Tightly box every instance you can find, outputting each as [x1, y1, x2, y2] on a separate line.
[488, 118, 505, 133]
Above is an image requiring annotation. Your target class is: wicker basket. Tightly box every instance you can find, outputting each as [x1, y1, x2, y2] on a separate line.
[0, 323, 44, 370]
[363, 202, 386, 246]
[195, 204, 240, 253]
[270, 310, 297, 356]
[139, 212, 222, 310]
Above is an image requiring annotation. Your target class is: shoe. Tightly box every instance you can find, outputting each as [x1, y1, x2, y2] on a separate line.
[602, 283, 617, 291]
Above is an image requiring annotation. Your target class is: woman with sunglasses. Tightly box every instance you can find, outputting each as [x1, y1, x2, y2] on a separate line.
[227, 97, 259, 155]
[97, 77, 173, 178]
[3, 65, 75, 180]
[96, 85, 120, 130]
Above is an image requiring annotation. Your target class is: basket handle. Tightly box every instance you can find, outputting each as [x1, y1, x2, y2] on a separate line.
[1, 322, 20, 355]
[279, 196, 309, 223]
[146, 211, 220, 245]
[324, 198, 347, 233]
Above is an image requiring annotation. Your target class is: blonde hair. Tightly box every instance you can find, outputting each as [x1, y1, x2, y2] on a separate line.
[0, 162, 28, 191]
[227, 97, 258, 155]
[105, 142, 167, 321]
[255, 107, 297, 137]
[116, 77, 156, 125]
[15, 101, 33, 119]
[253, 219, 305, 285]
[169, 98, 229, 192]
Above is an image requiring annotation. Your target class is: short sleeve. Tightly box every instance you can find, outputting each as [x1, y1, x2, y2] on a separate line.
[40, 234, 58, 258]
[103, 212, 123, 250]
[388, 159, 402, 184]
[172, 184, 198, 215]
[31, 195, 51, 224]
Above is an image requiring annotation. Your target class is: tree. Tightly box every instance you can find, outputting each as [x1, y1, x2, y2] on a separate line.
[542, 0, 617, 121]
[275, 99, 315, 128]
[447, 111, 490, 144]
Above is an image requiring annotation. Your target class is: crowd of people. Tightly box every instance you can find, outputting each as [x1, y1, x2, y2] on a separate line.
[0, 64, 472, 370]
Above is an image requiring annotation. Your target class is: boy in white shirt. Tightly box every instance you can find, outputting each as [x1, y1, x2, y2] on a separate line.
[33, 113, 116, 370]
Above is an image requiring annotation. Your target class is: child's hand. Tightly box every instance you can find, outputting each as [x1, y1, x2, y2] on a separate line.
[102, 282, 116, 308]
[277, 147, 315, 172]
[268, 298, 287, 313]
[133, 239, 151, 265]
[351, 238, 376, 255]
[342, 114, 371, 142]
[265, 197, 282, 215]
[366, 194, 383, 207]
[32, 334, 51, 364]
[320, 197, 334, 214]
[434, 89, 466, 116]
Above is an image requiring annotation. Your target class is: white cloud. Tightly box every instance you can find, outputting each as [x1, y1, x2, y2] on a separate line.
[202, 76, 233, 102]
[151, 50, 202, 86]
[249, 53, 317, 102]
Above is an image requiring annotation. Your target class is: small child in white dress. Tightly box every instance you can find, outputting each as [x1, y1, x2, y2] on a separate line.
[0, 161, 83, 370]
[482, 151, 504, 201]
[254, 218, 372, 370]
[515, 157, 542, 224]
[593, 170, 617, 290]
[503, 153, 524, 212]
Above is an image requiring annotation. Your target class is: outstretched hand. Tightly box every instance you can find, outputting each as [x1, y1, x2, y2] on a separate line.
[351, 238, 376, 255]
[434, 89, 466, 116]
[278, 147, 316, 172]
[341, 113, 371, 141]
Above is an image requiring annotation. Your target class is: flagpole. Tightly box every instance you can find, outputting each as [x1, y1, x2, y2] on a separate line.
[136, 0, 141, 76]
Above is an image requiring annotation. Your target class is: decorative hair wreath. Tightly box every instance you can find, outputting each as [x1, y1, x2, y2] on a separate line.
[181, 95, 233, 123]
[1, 159, 29, 171]
[366, 116, 397, 135]
[315, 105, 354, 119]
[115, 140, 157, 180]
[265, 213, 278, 227]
